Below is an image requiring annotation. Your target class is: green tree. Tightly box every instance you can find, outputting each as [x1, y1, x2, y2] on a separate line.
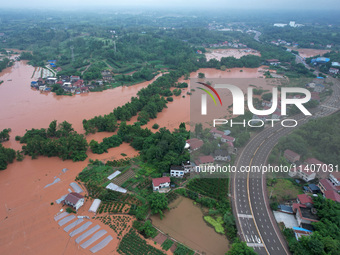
[227, 239, 256, 255]
[147, 192, 169, 219]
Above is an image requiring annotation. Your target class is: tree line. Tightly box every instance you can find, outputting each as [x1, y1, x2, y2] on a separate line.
[16, 120, 88, 161]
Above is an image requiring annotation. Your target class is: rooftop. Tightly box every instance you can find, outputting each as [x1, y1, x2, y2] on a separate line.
[197, 155, 214, 164]
[298, 207, 319, 222]
[297, 194, 313, 205]
[170, 165, 184, 171]
[319, 179, 335, 191]
[152, 177, 171, 187]
[186, 138, 203, 150]
[284, 149, 300, 159]
[324, 190, 340, 203]
[64, 192, 84, 204]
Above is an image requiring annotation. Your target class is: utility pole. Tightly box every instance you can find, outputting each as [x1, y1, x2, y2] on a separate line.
[113, 41, 116, 53]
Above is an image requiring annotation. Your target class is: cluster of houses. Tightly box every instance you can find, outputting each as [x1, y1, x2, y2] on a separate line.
[284, 149, 340, 203]
[252, 98, 283, 123]
[274, 149, 339, 240]
[270, 39, 298, 47]
[30, 69, 115, 94]
[207, 40, 248, 49]
[31, 75, 90, 94]
[151, 128, 236, 193]
[329, 62, 340, 75]
[275, 159, 340, 241]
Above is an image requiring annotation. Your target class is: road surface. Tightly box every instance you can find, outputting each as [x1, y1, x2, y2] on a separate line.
[232, 76, 340, 255]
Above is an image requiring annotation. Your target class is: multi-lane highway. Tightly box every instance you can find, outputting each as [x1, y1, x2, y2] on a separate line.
[232, 76, 340, 255]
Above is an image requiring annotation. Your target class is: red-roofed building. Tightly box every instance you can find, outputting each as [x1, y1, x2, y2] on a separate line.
[210, 128, 224, 138]
[284, 149, 300, 163]
[195, 155, 214, 171]
[324, 190, 340, 203]
[152, 177, 171, 192]
[227, 141, 234, 148]
[186, 138, 203, 151]
[296, 207, 319, 227]
[64, 192, 84, 211]
[70, 75, 80, 82]
[293, 203, 307, 213]
[221, 135, 235, 143]
[297, 194, 313, 206]
[318, 179, 334, 194]
[74, 79, 84, 88]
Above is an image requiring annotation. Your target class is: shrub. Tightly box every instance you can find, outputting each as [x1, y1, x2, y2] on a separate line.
[66, 207, 76, 213]
[152, 124, 159, 129]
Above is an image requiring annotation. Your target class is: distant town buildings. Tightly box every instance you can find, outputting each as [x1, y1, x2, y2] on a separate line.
[273, 21, 304, 28]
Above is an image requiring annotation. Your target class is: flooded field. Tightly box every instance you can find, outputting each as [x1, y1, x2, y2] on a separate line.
[290, 48, 331, 58]
[151, 196, 230, 255]
[205, 48, 261, 61]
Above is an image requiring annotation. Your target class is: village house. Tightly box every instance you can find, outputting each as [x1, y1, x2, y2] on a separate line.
[46, 77, 57, 85]
[318, 179, 340, 202]
[329, 68, 339, 75]
[266, 59, 280, 65]
[329, 172, 340, 188]
[194, 155, 214, 171]
[305, 158, 330, 178]
[64, 192, 84, 211]
[170, 165, 185, 178]
[295, 206, 319, 227]
[210, 128, 235, 144]
[293, 227, 312, 240]
[186, 138, 203, 152]
[101, 70, 114, 82]
[182, 161, 194, 173]
[284, 149, 300, 163]
[221, 135, 235, 143]
[152, 177, 171, 192]
[73, 79, 84, 88]
[318, 178, 334, 194]
[214, 150, 231, 162]
[323, 190, 340, 203]
[289, 165, 316, 182]
[297, 194, 313, 207]
[210, 127, 224, 138]
[70, 75, 80, 83]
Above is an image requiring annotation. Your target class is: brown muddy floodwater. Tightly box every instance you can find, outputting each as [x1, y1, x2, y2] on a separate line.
[0, 61, 270, 255]
[288, 48, 331, 58]
[151, 196, 230, 255]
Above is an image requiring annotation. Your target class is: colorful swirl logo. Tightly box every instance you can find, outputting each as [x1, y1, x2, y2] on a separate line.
[197, 82, 222, 106]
